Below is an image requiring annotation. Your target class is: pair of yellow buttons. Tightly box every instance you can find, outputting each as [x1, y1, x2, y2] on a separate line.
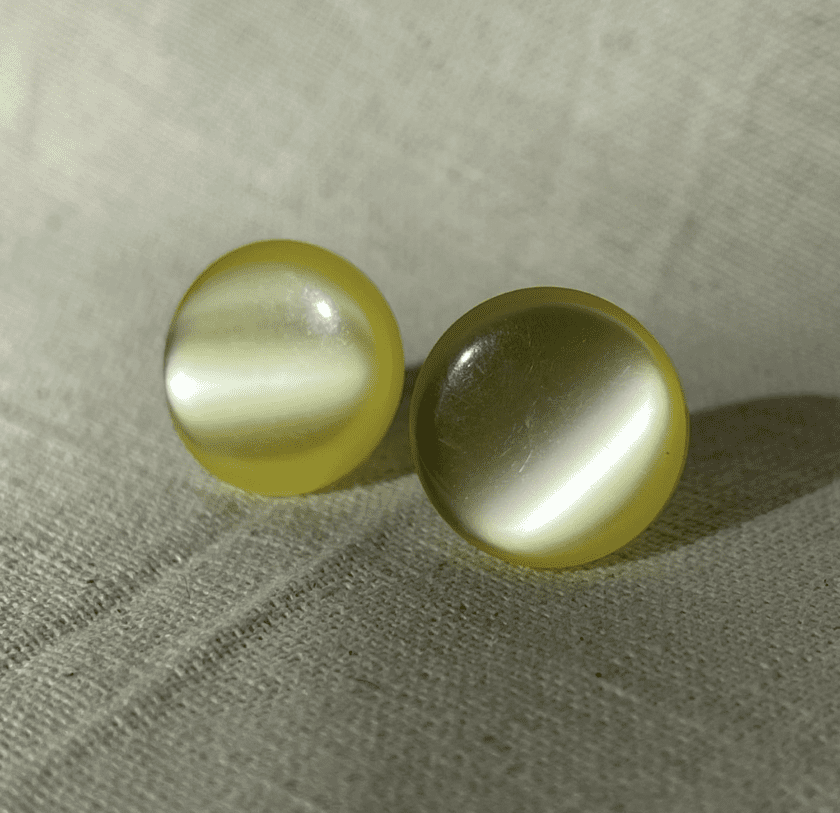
[164, 240, 689, 569]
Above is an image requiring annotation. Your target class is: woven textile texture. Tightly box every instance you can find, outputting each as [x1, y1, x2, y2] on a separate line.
[2, 0, 840, 811]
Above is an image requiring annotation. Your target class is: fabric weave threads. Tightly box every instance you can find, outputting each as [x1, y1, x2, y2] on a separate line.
[2, 0, 840, 810]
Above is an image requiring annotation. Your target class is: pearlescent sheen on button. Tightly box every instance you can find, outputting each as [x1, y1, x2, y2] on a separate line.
[409, 287, 689, 570]
[164, 240, 404, 496]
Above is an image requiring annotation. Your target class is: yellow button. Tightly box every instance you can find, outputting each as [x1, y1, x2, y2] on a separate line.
[409, 287, 689, 569]
[164, 240, 404, 496]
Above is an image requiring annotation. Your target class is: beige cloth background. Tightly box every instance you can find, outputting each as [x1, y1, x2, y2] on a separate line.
[2, 0, 840, 810]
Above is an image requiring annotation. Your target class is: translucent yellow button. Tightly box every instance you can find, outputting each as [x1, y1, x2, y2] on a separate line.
[409, 287, 689, 569]
[163, 240, 404, 496]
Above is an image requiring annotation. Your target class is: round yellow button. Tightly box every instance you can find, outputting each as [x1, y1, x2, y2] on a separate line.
[409, 287, 689, 569]
[163, 240, 404, 496]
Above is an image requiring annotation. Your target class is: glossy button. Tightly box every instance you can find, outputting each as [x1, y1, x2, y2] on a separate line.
[164, 240, 404, 496]
[409, 287, 689, 569]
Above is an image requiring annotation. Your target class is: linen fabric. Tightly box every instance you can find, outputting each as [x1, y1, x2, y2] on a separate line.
[1, 0, 839, 811]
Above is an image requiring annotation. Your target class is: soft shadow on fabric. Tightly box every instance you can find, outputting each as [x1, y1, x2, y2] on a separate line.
[556, 392, 840, 573]
[313, 364, 422, 494]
